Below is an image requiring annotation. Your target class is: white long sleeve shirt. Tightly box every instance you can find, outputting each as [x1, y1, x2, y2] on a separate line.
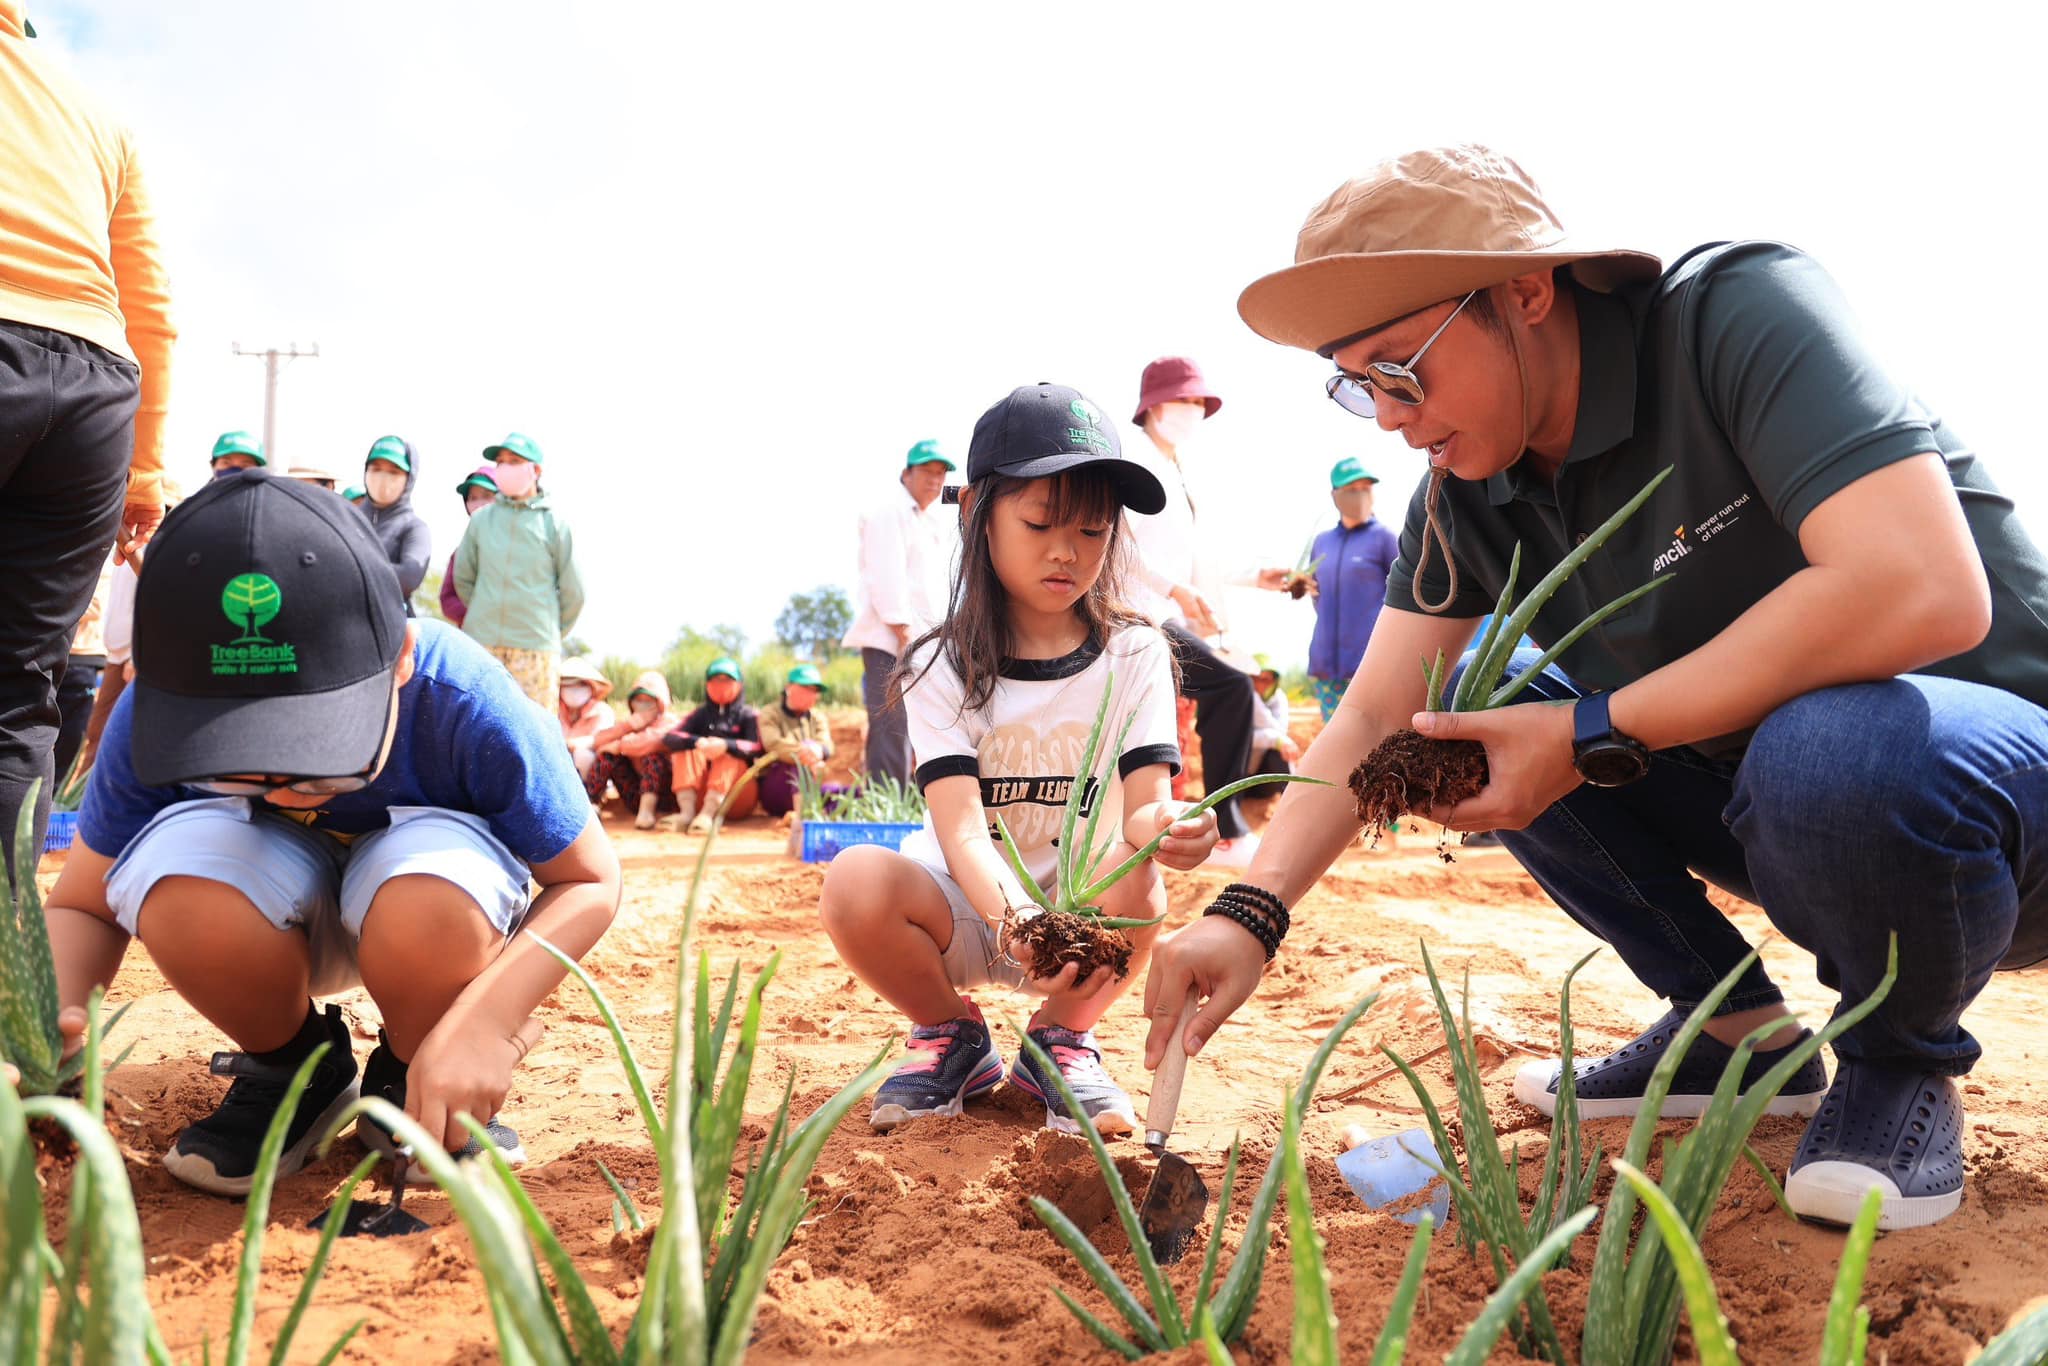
[1124, 444, 1258, 632]
[843, 487, 957, 655]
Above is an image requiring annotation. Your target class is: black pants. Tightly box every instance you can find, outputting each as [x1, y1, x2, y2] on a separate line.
[0, 323, 137, 885]
[52, 654, 103, 783]
[1161, 620, 1255, 840]
[861, 648, 912, 787]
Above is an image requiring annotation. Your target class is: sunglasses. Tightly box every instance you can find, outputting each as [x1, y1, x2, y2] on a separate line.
[1324, 290, 1477, 416]
[188, 773, 374, 797]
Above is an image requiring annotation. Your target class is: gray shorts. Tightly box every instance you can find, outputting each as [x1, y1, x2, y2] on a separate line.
[104, 798, 534, 997]
[911, 861, 1028, 993]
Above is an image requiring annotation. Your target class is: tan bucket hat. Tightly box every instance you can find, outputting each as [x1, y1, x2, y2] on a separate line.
[559, 655, 613, 700]
[1238, 145, 1662, 355]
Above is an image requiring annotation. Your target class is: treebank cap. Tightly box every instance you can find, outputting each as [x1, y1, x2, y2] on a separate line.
[484, 432, 544, 464]
[211, 430, 266, 465]
[1237, 144, 1662, 355]
[786, 662, 824, 690]
[705, 656, 742, 682]
[366, 435, 411, 472]
[1330, 456, 1378, 488]
[965, 383, 1167, 516]
[904, 439, 956, 471]
[128, 470, 408, 788]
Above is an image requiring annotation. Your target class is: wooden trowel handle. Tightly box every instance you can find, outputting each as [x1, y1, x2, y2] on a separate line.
[1146, 991, 1200, 1142]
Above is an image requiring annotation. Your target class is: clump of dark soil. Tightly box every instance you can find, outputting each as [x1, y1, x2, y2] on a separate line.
[1001, 908, 1134, 982]
[1349, 729, 1489, 844]
[1287, 575, 1311, 601]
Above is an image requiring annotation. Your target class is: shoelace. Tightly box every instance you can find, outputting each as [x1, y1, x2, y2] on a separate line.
[898, 1023, 961, 1076]
[1042, 1033, 1109, 1085]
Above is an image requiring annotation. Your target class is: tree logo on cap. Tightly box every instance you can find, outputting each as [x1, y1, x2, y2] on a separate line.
[1070, 398, 1103, 429]
[213, 573, 297, 677]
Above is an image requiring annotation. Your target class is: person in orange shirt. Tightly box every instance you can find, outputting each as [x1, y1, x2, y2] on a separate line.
[0, 1, 174, 878]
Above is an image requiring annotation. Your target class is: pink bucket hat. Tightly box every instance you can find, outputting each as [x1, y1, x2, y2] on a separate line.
[1132, 356, 1223, 426]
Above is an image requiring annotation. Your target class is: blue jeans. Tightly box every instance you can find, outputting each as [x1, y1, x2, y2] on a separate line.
[1468, 650, 2048, 1076]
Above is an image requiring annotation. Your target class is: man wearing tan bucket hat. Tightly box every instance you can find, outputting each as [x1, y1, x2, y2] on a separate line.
[1143, 144, 2048, 1232]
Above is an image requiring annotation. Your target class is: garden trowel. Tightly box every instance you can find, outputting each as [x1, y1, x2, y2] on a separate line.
[310, 1147, 428, 1238]
[1138, 991, 1211, 1265]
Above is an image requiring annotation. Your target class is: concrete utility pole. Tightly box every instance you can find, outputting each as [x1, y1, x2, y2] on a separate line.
[230, 342, 319, 462]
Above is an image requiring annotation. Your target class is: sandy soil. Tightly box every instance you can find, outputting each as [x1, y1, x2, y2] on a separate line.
[28, 722, 2048, 1364]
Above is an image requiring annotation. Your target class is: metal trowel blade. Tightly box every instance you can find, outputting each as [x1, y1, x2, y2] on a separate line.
[1138, 1145, 1210, 1265]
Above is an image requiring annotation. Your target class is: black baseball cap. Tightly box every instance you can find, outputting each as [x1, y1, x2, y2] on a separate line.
[129, 470, 410, 787]
[964, 383, 1167, 515]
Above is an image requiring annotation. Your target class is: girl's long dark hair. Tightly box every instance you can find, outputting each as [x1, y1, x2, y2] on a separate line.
[894, 468, 1156, 718]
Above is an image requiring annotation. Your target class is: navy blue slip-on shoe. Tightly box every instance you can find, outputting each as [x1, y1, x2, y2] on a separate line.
[1513, 1008, 1829, 1120]
[1787, 1064, 1965, 1230]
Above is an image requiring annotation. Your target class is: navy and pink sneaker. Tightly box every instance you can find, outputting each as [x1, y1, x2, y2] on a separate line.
[1009, 1025, 1138, 1138]
[870, 999, 1005, 1130]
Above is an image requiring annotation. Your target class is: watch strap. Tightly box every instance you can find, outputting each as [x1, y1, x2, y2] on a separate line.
[1573, 691, 1615, 750]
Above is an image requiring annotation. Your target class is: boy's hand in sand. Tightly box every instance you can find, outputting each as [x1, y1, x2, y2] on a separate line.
[405, 1016, 544, 1152]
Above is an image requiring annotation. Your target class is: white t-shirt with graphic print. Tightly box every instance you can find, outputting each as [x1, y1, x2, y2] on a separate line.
[898, 623, 1182, 904]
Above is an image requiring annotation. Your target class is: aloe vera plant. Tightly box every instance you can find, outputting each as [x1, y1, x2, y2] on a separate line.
[1, 781, 128, 1097]
[328, 800, 894, 1365]
[1351, 466, 1676, 839]
[2, 988, 369, 1366]
[995, 668, 1325, 977]
[1283, 535, 1326, 600]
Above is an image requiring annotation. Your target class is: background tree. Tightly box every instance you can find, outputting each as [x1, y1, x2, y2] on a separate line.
[774, 586, 853, 660]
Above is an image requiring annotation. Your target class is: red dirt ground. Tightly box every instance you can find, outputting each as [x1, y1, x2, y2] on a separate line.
[28, 715, 2048, 1363]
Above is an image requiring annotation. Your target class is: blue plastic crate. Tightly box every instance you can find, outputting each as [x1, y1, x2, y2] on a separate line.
[799, 820, 921, 863]
[43, 810, 79, 854]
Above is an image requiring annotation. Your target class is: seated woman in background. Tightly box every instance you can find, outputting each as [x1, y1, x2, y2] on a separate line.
[660, 656, 763, 834]
[757, 662, 834, 820]
[585, 671, 680, 829]
[1248, 654, 1298, 776]
[558, 657, 616, 786]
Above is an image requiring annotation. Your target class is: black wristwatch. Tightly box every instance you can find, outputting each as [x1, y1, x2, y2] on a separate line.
[1571, 692, 1651, 787]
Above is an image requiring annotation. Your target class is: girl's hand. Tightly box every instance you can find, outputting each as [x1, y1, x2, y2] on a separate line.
[1146, 802, 1217, 872]
[699, 736, 728, 759]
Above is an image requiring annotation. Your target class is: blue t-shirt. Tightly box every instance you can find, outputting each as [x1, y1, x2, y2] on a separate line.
[81, 620, 590, 865]
[1308, 516, 1400, 680]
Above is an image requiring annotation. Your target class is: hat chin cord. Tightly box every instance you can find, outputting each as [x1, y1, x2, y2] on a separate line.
[1408, 301, 1533, 618]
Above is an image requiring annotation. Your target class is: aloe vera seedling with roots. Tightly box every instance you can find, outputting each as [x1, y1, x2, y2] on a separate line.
[1283, 535, 1326, 600]
[1350, 465, 1676, 844]
[996, 668, 1326, 981]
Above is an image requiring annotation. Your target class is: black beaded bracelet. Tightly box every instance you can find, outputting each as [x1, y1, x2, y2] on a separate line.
[1218, 884, 1291, 940]
[1204, 900, 1279, 961]
[1212, 891, 1289, 942]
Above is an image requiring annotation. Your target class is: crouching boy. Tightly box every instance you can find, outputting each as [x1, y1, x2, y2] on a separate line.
[43, 471, 622, 1194]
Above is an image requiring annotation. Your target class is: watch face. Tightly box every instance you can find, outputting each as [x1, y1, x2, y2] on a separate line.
[1577, 743, 1650, 788]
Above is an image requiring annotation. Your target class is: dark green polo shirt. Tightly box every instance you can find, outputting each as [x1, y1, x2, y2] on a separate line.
[1386, 240, 2048, 754]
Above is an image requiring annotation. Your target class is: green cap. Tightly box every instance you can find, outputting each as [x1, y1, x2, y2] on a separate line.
[1329, 456, 1378, 489]
[211, 430, 266, 466]
[484, 432, 544, 465]
[341, 485, 365, 502]
[786, 662, 825, 690]
[904, 439, 956, 471]
[1253, 652, 1276, 675]
[366, 435, 411, 472]
[455, 469, 498, 497]
[705, 655, 742, 682]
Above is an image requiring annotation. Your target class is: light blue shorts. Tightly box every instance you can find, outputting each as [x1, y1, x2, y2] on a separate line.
[104, 798, 534, 996]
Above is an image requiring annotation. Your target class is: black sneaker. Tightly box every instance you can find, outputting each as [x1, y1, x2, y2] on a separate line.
[1512, 1008, 1829, 1120]
[163, 1004, 360, 1197]
[1787, 1063, 1965, 1230]
[355, 1031, 527, 1184]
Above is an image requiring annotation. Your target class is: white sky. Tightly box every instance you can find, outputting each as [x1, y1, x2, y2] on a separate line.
[42, 2, 2042, 669]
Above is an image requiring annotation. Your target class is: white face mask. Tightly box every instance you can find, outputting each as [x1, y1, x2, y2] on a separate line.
[493, 459, 540, 498]
[561, 683, 594, 709]
[364, 469, 407, 506]
[1151, 403, 1204, 450]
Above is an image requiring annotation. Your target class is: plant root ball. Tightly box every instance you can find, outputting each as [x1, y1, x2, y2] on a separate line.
[1348, 729, 1489, 843]
[1002, 908, 1134, 983]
